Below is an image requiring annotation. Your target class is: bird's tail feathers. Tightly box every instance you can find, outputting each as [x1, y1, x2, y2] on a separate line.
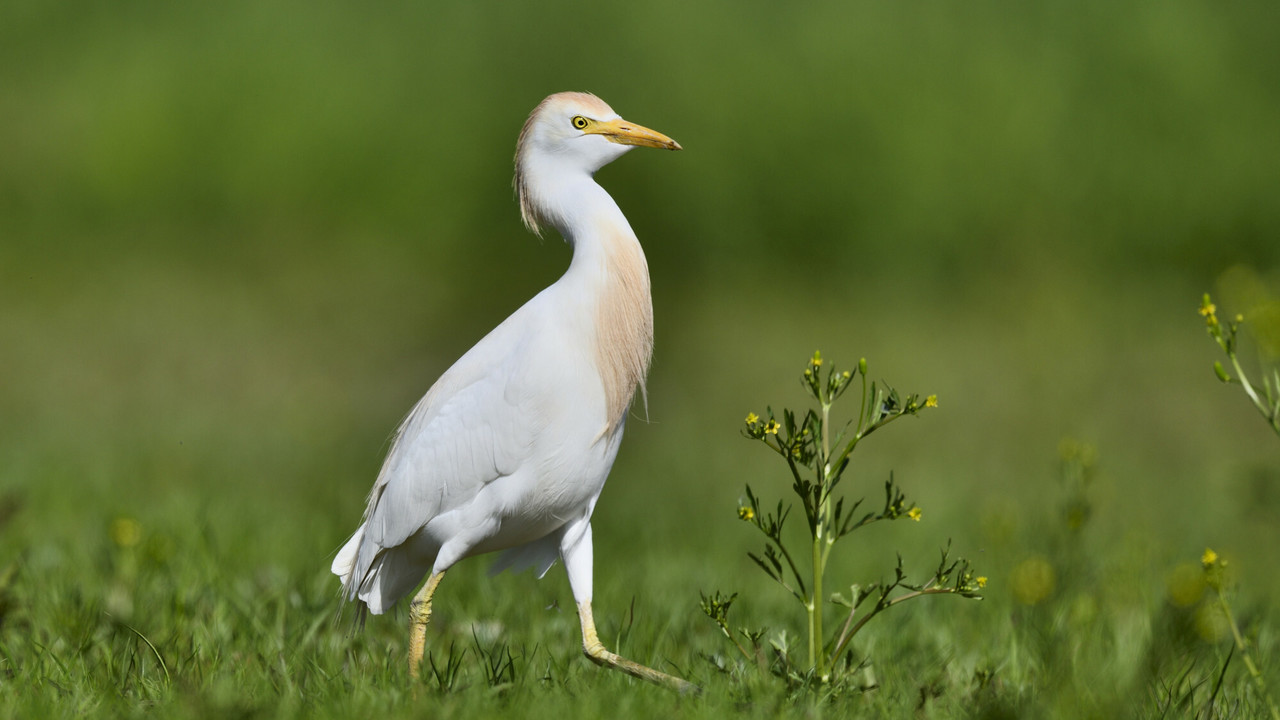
[332, 524, 364, 585]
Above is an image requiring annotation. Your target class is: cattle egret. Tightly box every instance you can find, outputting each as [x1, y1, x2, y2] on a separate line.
[332, 92, 693, 692]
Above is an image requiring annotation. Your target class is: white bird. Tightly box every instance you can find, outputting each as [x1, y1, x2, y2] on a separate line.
[331, 92, 693, 692]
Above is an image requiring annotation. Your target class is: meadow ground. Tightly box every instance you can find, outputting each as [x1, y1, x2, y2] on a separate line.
[2, 1, 1279, 717]
[3, 261, 1278, 718]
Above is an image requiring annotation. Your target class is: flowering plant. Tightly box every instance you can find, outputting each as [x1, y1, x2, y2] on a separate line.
[701, 352, 982, 688]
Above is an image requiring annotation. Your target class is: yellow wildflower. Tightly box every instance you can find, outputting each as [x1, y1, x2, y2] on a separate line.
[1200, 302, 1219, 327]
[745, 412, 759, 425]
[1202, 547, 1218, 567]
[110, 517, 142, 548]
[925, 395, 938, 408]
[764, 419, 780, 435]
[908, 506, 922, 521]
[976, 576, 988, 589]
[738, 506, 755, 521]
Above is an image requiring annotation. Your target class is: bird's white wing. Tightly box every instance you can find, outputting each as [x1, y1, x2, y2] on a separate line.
[344, 310, 544, 596]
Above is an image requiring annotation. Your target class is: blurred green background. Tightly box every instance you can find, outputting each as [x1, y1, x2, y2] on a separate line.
[3, 0, 1280, 710]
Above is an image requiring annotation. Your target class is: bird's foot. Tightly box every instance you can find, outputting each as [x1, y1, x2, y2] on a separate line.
[577, 600, 700, 694]
[583, 640, 701, 695]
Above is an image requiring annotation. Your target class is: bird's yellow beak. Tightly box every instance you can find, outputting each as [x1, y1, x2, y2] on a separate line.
[588, 118, 682, 151]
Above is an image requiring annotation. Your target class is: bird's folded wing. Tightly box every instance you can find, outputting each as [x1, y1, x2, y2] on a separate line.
[342, 301, 552, 592]
[360, 364, 537, 554]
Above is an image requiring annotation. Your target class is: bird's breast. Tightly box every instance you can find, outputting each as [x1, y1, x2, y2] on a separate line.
[586, 226, 653, 432]
[502, 298, 629, 484]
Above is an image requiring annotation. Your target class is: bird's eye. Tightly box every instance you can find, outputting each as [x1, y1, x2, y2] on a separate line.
[571, 116, 590, 130]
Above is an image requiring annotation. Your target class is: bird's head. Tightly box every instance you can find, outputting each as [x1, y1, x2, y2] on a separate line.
[514, 92, 681, 237]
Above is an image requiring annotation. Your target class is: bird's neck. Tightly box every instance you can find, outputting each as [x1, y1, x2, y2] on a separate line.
[552, 178, 654, 433]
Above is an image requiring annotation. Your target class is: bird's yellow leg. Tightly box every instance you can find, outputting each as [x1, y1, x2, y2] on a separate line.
[577, 600, 700, 694]
[408, 571, 445, 680]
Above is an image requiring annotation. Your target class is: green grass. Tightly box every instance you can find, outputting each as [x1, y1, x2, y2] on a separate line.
[3, 0, 1280, 716]
[3, 260, 1278, 718]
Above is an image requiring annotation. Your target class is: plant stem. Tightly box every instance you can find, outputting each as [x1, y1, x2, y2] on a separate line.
[1215, 587, 1280, 720]
[1229, 352, 1280, 436]
[809, 532, 822, 677]
[811, 400, 834, 680]
[828, 586, 952, 662]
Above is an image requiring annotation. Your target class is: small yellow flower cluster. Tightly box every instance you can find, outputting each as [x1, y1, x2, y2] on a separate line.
[907, 506, 922, 521]
[1201, 547, 1228, 591]
[804, 351, 823, 379]
[745, 411, 782, 440]
[1201, 547, 1219, 568]
[738, 506, 755, 521]
[1199, 295, 1219, 328]
[957, 570, 987, 593]
[925, 395, 938, 408]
